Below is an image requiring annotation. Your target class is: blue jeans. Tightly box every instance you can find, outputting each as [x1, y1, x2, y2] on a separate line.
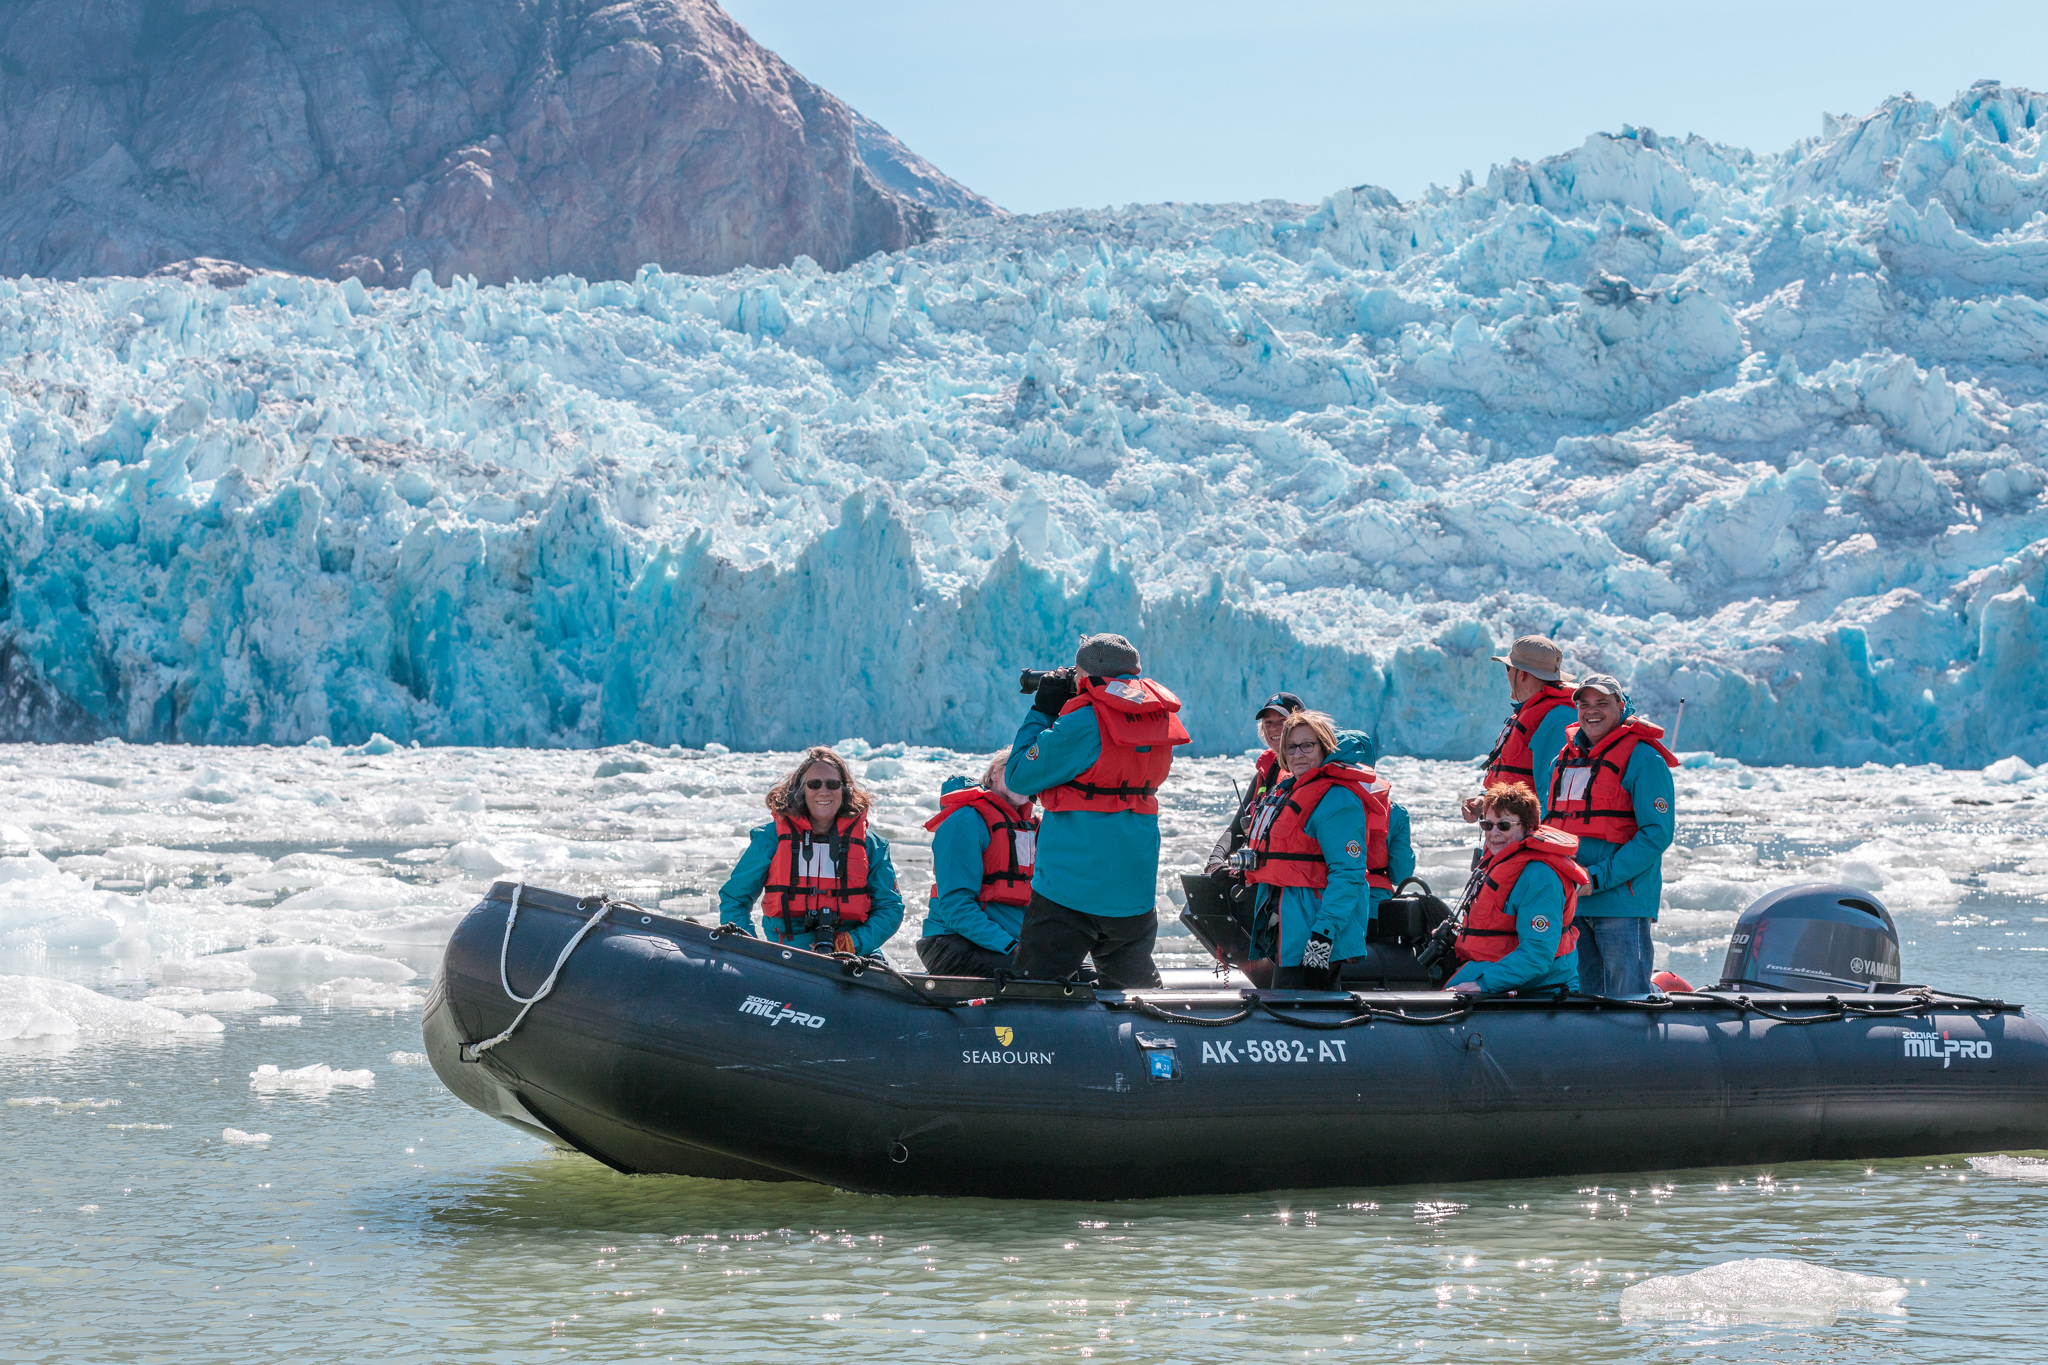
[1576, 916, 1654, 996]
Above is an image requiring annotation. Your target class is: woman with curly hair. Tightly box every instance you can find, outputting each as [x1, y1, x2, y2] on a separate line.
[718, 746, 904, 956]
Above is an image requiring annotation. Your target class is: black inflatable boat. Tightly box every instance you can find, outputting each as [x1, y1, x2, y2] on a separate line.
[424, 882, 2048, 1199]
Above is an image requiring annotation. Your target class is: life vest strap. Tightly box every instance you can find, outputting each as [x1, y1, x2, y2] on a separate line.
[1062, 778, 1162, 800]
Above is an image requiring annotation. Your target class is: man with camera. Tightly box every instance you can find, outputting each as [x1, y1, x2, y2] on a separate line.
[1003, 633, 1190, 987]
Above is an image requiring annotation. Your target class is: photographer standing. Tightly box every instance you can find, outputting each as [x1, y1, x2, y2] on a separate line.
[1004, 633, 1190, 987]
[718, 745, 905, 957]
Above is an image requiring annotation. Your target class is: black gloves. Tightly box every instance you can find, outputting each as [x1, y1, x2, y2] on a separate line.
[1301, 932, 1334, 971]
[1031, 667, 1078, 716]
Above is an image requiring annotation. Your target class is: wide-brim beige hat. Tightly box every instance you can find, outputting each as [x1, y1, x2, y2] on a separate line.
[1492, 634, 1572, 684]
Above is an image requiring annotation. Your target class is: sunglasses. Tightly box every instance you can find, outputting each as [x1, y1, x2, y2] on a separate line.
[804, 778, 844, 791]
[1476, 819, 1521, 832]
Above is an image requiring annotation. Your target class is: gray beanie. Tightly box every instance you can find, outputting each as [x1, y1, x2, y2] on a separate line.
[1075, 632, 1141, 677]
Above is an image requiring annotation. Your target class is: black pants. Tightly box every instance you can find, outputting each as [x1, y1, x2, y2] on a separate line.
[1013, 891, 1162, 988]
[916, 933, 1014, 978]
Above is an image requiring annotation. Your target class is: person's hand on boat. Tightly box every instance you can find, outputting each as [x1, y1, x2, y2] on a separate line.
[1448, 980, 1481, 995]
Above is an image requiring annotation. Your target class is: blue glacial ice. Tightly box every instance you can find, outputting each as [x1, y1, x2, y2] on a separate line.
[3, 84, 2048, 764]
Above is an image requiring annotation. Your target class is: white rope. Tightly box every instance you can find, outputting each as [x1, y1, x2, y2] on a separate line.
[463, 884, 612, 1060]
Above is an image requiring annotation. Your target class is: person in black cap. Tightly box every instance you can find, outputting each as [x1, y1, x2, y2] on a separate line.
[1204, 691, 1305, 875]
[1003, 633, 1191, 986]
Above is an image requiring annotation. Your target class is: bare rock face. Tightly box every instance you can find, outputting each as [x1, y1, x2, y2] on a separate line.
[0, 0, 990, 284]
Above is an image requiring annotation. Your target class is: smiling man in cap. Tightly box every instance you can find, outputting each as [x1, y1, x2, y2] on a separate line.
[1544, 673, 1680, 996]
[1464, 635, 1578, 824]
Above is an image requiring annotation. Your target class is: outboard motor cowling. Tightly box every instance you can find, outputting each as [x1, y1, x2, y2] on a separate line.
[1718, 883, 1902, 992]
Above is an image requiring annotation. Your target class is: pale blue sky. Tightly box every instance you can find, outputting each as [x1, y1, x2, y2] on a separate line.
[721, 0, 2045, 213]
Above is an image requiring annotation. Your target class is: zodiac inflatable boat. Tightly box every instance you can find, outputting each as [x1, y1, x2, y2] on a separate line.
[424, 882, 2048, 1199]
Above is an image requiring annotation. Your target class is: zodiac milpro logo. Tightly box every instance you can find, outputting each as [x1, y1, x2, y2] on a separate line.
[738, 995, 825, 1028]
[1901, 1029, 1990, 1067]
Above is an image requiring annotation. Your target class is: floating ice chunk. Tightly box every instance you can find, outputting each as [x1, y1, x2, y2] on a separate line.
[303, 736, 333, 749]
[388, 1050, 428, 1065]
[1982, 756, 2037, 784]
[260, 1015, 302, 1027]
[308, 977, 426, 1009]
[1966, 1154, 2048, 1181]
[108, 1122, 172, 1130]
[222, 1128, 272, 1144]
[449, 792, 487, 813]
[185, 946, 416, 986]
[8, 1096, 62, 1106]
[143, 989, 279, 1012]
[157, 958, 260, 989]
[1619, 1257, 1907, 1323]
[443, 841, 516, 874]
[0, 975, 217, 1039]
[347, 733, 401, 756]
[249, 1063, 375, 1092]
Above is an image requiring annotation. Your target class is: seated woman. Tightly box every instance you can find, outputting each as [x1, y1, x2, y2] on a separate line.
[916, 748, 1038, 977]
[718, 746, 904, 955]
[1447, 782, 1585, 995]
[1242, 711, 1388, 990]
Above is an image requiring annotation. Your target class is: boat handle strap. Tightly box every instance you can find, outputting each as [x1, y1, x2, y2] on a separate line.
[461, 884, 613, 1061]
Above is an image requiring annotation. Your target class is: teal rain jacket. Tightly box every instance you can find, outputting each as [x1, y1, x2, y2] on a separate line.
[1443, 860, 1581, 993]
[718, 821, 906, 955]
[1005, 680, 1162, 917]
[1567, 706, 1677, 921]
[922, 788, 1027, 954]
[1258, 731, 1381, 968]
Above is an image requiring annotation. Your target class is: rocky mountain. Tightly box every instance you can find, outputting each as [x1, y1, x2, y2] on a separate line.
[0, 0, 992, 284]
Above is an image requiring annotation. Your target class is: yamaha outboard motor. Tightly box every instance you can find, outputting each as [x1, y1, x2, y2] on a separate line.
[1717, 883, 1902, 991]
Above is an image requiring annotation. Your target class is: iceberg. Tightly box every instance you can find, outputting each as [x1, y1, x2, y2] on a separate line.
[2, 85, 2048, 765]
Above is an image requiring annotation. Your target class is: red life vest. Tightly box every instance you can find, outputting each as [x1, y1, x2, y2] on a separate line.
[922, 787, 1038, 908]
[761, 811, 873, 930]
[1546, 717, 1681, 844]
[1244, 762, 1394, 891]
[1482, 686, 1577, 789]
[1039, 675, 1192, 815]
[1456, 826, 1588, 964]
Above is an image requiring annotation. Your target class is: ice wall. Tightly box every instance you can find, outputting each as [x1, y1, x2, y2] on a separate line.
[3, 84, 2047, 763]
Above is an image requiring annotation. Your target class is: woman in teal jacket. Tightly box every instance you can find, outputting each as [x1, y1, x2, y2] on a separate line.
[1243, 713, 1380, 990]
[719, 745, 904, 956]
[917, 749, 1037, 976]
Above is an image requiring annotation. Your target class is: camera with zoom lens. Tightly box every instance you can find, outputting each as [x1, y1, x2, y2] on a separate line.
[1019, 666, 1075, 694]
[1227, 847, 1262, 873]
[803, 905, 842, 952]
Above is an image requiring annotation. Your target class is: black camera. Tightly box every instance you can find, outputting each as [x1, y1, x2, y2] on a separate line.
[802, 905, 842, 953]
[1019, 666, 1074, 694]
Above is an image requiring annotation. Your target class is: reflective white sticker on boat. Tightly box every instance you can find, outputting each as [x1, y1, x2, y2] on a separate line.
[1902, 1029, 1989, 1067]
[739, 995, 826, 1028]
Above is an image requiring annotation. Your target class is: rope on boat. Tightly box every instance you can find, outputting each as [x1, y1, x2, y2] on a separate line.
[461, 885, 614, 1061]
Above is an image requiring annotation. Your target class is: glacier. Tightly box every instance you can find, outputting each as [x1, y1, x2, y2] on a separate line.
[3, 83, 2048, 764]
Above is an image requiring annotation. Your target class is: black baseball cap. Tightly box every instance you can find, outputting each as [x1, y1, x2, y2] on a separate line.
[1256, 691, 1306, 718]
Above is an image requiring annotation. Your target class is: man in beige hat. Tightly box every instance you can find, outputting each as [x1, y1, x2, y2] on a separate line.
[1462, 634, 1577, 823]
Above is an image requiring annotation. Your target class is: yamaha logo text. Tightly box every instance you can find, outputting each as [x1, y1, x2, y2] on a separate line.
[739, 995, 826, 1028]
[1902, 1029, 1990, 1067]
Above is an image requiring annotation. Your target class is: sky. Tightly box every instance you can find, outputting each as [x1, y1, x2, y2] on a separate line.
[719, 0, 2048, 214]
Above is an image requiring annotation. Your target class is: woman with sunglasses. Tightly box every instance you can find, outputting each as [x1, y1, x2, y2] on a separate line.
[1446, 782, 1585, 995]
[718, 746, 904, 956]
[1239, 711, 1389, 989]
